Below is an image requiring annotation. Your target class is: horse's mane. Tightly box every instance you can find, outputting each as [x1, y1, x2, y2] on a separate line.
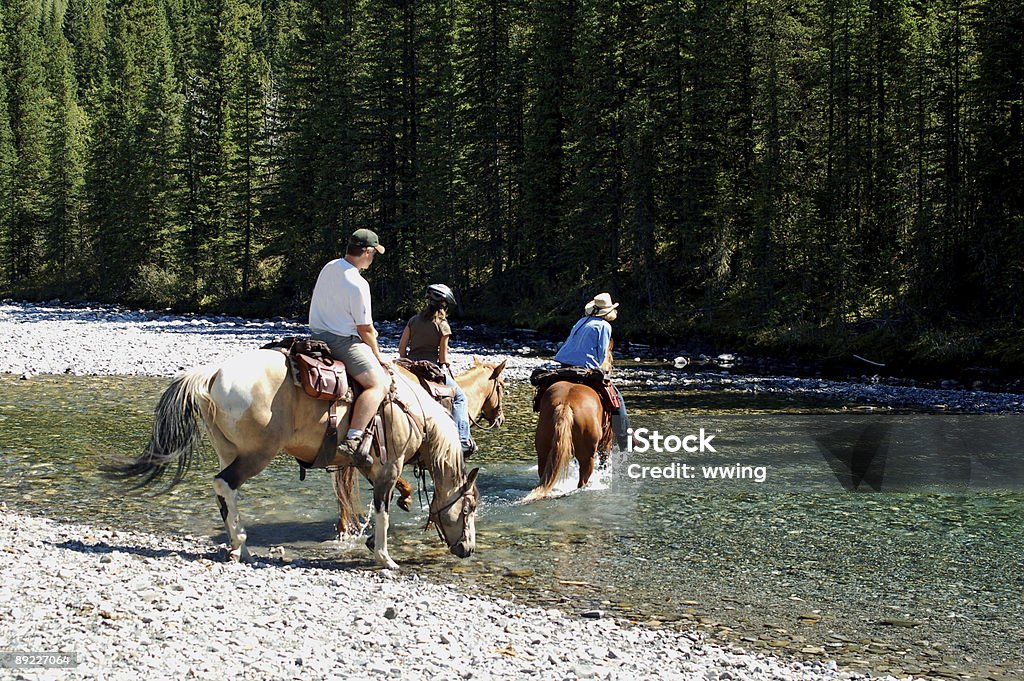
[396, 372, 466, 480]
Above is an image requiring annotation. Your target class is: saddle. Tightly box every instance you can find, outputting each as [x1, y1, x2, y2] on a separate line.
[261, 338, 427, 475]
[529, 366, 621, 415]
[394, 358, 457, 414]
[261, 337, 358, 473]
[262, 337, 351, 401]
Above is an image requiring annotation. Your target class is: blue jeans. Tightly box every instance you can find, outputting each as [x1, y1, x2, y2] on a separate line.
[446, 374, 471, 443]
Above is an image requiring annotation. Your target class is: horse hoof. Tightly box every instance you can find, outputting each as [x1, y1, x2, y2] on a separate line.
[376, 554, 399, 570]
[397, 496, 412, 512]
[227, 546, 251, 563]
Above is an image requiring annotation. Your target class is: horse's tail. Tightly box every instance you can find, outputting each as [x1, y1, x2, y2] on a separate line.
[524, 402, 575, 502]
[332, 467, 362, 535]
[106, 366, 217, 487]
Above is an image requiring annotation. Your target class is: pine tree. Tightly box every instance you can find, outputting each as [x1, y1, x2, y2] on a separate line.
[184, 0, 262, 302]
[43, 2, 88, 291]
[521, 0, 576, 303]
[452, 0, 528, 304]
[561, 0, 623, 295]
[132, 0, 185, 300]
[973, 0, 1024, 319]
[269, 0, 360, 309]
[0, 11, 18, 288]
[64, 0, 107, 111]
[5, 0, 51, 285]
[352, 0, 411, 307]
[225, 0, 271, 296]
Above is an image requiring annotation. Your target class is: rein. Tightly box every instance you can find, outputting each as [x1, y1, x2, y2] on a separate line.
[428, 475, 474, 546]
[468, 375, 503, 430]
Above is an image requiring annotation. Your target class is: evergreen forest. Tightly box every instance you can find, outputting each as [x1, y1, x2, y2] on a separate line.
[1, 0, 1023, 371]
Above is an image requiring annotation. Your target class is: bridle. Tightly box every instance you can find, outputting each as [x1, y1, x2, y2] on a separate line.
[428, 475, 477, 546]
[469, 375, 504, 430]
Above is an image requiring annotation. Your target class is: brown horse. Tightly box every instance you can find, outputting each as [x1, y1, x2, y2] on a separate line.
[524, 345, 614, 502]
[335, 357, 508, 533]
[110, 348, 480, 569]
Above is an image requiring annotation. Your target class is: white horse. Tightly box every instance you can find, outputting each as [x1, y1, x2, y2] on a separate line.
[112, 348, 480, 569]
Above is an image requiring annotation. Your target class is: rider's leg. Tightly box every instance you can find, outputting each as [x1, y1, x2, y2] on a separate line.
[446, 374, 474, 455]
[312, 332, 388, 467]
[340, 364, 388, 466]
[612, 386, 630, 451]
[349, 364, 388, 432]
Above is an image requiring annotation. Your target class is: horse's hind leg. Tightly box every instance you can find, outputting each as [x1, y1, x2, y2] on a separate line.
[576, 428, 600, 488]
[209, 428, 276, 562]
[213, 460, 251, 562]
[578, 452, 596, 488]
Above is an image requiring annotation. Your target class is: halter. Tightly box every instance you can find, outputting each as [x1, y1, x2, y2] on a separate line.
[469, 374, 504, 430]
[428, 474, 476, 546]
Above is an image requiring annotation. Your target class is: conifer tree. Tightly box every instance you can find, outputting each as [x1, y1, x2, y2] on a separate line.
[5, 0, 51, 285]
[43, 3, 88, 290]
[521, 0, 576, 300]
[452, 0, 527, 300]
[132, 0, 185, 301]
[226, 0, 271, 296]
[0, 13, 18, 288]
[269, 0, 359, 309]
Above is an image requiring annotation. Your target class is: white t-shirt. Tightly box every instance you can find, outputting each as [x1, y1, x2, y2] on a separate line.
[308, 258, 372, 337]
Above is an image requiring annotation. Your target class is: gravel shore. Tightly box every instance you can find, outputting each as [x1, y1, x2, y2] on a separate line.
[0, 300, 971, 680]
[0, 510, 893, 681]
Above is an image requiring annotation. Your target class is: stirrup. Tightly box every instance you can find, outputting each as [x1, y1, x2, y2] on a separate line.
[461, 438, 478, 458]
[338, 434, 373, 468]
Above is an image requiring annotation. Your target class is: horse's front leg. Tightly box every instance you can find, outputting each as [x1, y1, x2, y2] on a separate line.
[371, 463, 402, 569]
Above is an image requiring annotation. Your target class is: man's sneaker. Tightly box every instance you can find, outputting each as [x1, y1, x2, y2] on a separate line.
[338, 435, 373, 468]
[461, 438, 478, 458]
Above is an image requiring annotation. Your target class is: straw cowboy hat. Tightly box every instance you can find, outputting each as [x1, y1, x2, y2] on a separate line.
[584, 292, 619, 318]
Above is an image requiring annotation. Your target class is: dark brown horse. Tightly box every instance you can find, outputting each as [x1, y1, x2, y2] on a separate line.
[525, 344, 614, 502]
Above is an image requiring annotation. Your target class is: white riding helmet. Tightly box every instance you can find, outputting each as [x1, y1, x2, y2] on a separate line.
[427, 283, 457, 307]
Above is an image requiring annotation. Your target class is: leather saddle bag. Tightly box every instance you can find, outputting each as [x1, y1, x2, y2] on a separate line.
[274, 338, 350, 401]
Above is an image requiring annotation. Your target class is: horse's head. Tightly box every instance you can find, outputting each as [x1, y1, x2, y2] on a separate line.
[430, 467, 480, 558]
[472, 357, 507, 428]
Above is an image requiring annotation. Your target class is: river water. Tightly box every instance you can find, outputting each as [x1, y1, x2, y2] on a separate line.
[0, 373, 1020, 680]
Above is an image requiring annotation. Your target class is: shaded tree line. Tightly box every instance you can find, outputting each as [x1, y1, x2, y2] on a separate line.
[1, 0, 1022, 367]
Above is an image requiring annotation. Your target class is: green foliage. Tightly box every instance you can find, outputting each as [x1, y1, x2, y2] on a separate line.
[5, 0, 52, 285]
[0, 0, 1022, 372]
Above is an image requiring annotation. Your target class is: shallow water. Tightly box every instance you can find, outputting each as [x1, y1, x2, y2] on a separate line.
[0, 373, 1021, 679]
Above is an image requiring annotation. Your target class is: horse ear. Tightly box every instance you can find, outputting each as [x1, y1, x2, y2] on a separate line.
[466, 467, 480, 487]
[473, 355, 483, 366]
[489, 359, 507, 380]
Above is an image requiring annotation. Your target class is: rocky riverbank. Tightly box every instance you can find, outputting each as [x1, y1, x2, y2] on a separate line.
[0, 509, 893, 681]
[2, 300, 1022, 413]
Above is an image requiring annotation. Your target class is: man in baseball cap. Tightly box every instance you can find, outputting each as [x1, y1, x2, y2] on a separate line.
[309, 229, 389, 467]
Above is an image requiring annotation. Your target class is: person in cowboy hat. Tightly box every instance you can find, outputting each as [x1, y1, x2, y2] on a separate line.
[308, 228, 389, 467]
[553, 292, 630, 450]
[398, 284, 476, 457]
